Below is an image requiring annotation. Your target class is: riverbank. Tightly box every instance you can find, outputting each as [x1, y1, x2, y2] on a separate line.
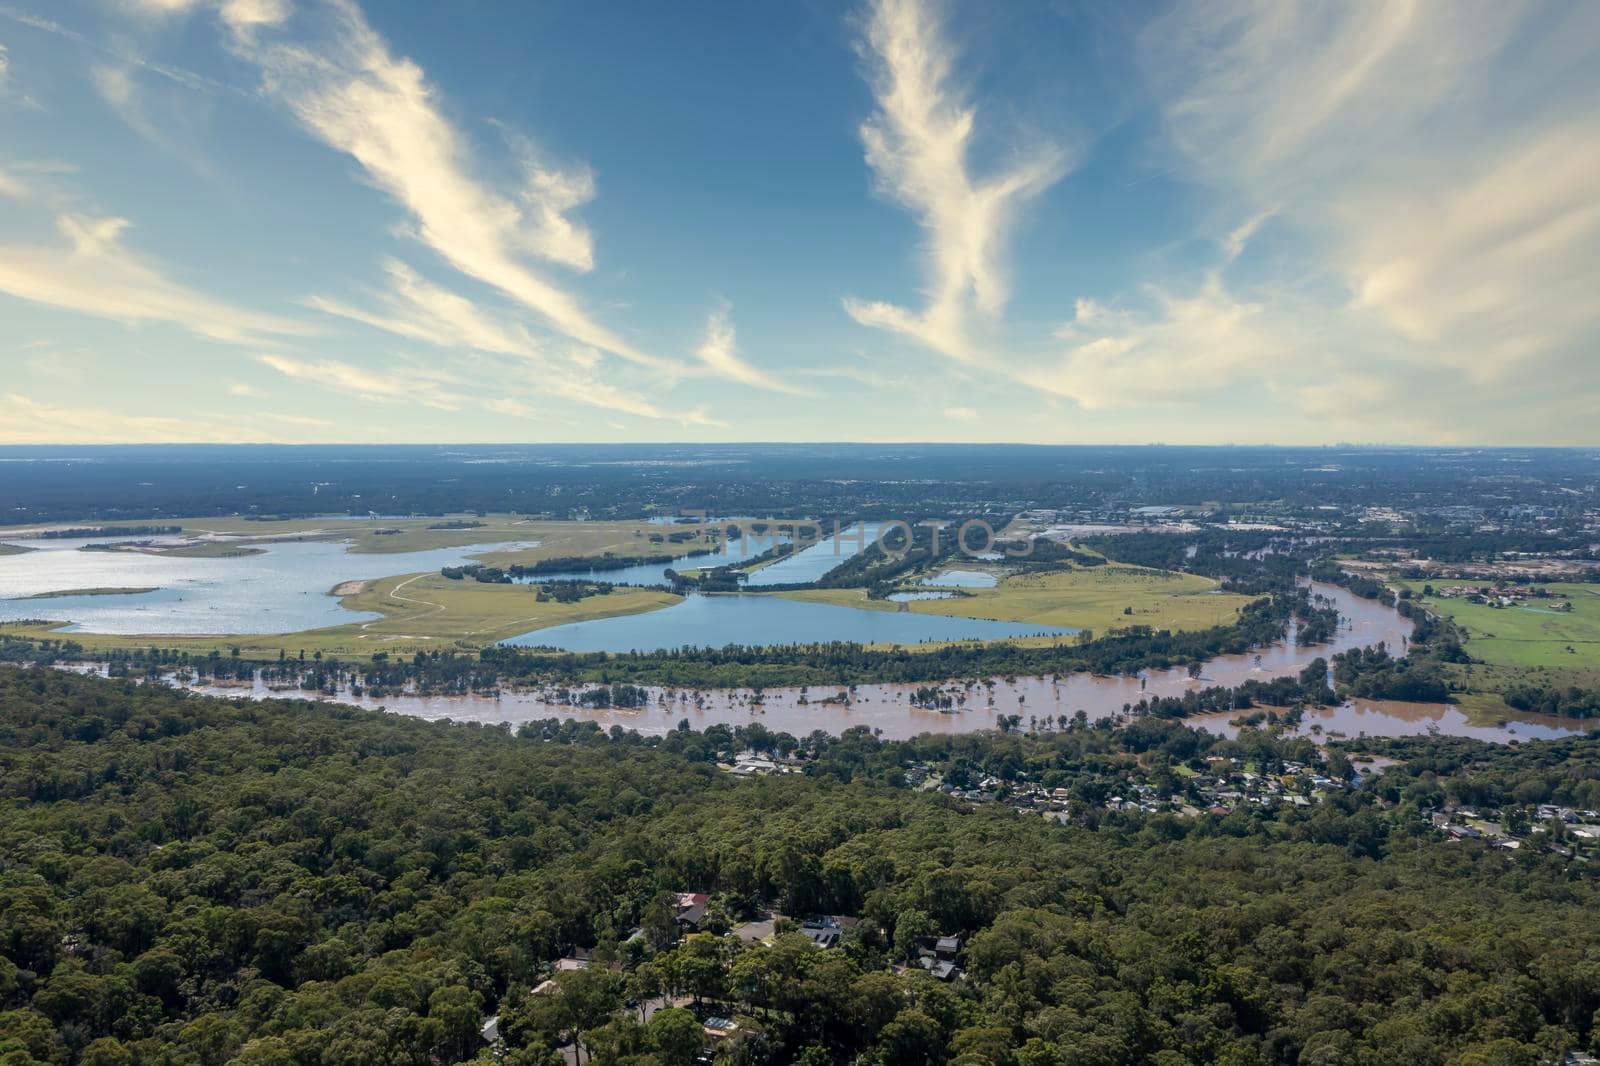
[45, 583, 1496, 742]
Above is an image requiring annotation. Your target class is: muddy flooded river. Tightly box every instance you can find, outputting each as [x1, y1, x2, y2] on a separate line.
[66, 583, 1594, 744]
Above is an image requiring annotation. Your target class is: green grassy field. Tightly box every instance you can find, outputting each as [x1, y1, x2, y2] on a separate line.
[1398, 581, 1600, 670]
[783, 564, 1252, 636]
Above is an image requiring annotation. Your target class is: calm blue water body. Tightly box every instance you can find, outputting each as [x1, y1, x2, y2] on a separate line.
[0, 537, 530, 634]
[514, 530, 791, 587]
[502, 592, 1075, 652]
[743, 522, 883, 587]
[922, 569, 999, 588]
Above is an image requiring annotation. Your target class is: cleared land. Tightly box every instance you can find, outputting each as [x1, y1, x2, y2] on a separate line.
[1399, 582, 1600, 670]
[1389, 581, 1600, 716]
[783, 564, 1252, 636]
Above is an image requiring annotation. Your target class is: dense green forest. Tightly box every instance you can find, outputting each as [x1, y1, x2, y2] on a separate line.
[2, 667, 1600, 1065]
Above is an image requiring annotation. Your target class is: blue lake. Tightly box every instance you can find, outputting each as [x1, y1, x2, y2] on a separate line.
[515, 530, 791, 587]
[744, 522, 882, 587]
[922, 569, 998, 588]
[516, 521, 880, 589]
[503, 592, 1075, 652]
[0, 537, 529, 635]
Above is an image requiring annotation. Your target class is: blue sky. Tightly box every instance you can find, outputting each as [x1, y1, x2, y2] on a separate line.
[1, 0, 1596, 445]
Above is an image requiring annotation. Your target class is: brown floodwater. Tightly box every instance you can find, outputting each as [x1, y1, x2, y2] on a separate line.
[67, 583, 1593, 744]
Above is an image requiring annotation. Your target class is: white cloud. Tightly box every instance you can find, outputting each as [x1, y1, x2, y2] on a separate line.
[1129, 0, 1600, 430]
[305, 259, 682, 420]
[0, 392, 293, 443]
[0, 213, 311, 344]
[256, 353, 466, 409]
[123, 0, 291, 29]
[89, 64, 190, 160]
[225, 0, 665, 368]
[226, 382, 262, 396]
[219, 0, 292, 31]
[1035, 274, 1301, 410]
[307, 258, 544, 359]
[693, 307, 808, 395]
[942, 405, 978, 422]
[843, 0, 1066, 362]
[258, 410, 332, 427]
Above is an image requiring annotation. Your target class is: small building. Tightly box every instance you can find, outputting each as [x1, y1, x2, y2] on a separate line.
[675, 892, 710, 932]
[702, 1016, 740, 1040]
[800, 915, 855, 949]
[935, 935, 961, 959]
[919, 957, 962, 981]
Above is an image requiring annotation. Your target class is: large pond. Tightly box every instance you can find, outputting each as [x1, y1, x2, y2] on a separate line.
[514, 522, 885, 590]
[744, 522, 882, 587]
[503, 591, 1075, 652]
[922, 569, 998, 588]
[514, 529, 793, 587]
[0, 537, 529, 634]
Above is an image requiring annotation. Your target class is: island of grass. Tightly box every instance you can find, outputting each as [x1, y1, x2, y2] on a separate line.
[0, 543, 34, 556]
[149, 515, 729, 559]
[780, 562, 1253, 636]
[20, 586, 160, 599]
[143, 543, 266, 558]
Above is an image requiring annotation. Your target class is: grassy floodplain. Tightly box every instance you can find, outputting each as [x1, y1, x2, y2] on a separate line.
[1397, 581, 1600, 670]
[2, 576, 681, 659]
[783, 563, 1253, 636]
[0, 515, 724, 659]
[1391, 580, 1600, 719]
[0, 514, 721, 564]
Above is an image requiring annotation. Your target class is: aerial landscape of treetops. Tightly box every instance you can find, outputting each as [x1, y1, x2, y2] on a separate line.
[1, 667, 1600, 1066]
[3, 0, 1599, 1055]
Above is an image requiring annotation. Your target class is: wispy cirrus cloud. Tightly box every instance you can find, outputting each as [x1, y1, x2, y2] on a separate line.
[0, 392, 304, 443]
[1082, 0, 1600, 433]
[256, 352, 467, 409]
[843, 0, 1067, 363]
[220, 0, 666, 370]
[0, 212, 311, 344]
[303, 259, 686, 421]
[692, 307, 810, 396]
[307, 258, 545, 359]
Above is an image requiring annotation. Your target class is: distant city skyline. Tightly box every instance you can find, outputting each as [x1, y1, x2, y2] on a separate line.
[1, 0, 1596, 445]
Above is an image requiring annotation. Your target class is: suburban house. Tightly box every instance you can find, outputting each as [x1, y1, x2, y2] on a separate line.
[674, 891, 710, 933]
